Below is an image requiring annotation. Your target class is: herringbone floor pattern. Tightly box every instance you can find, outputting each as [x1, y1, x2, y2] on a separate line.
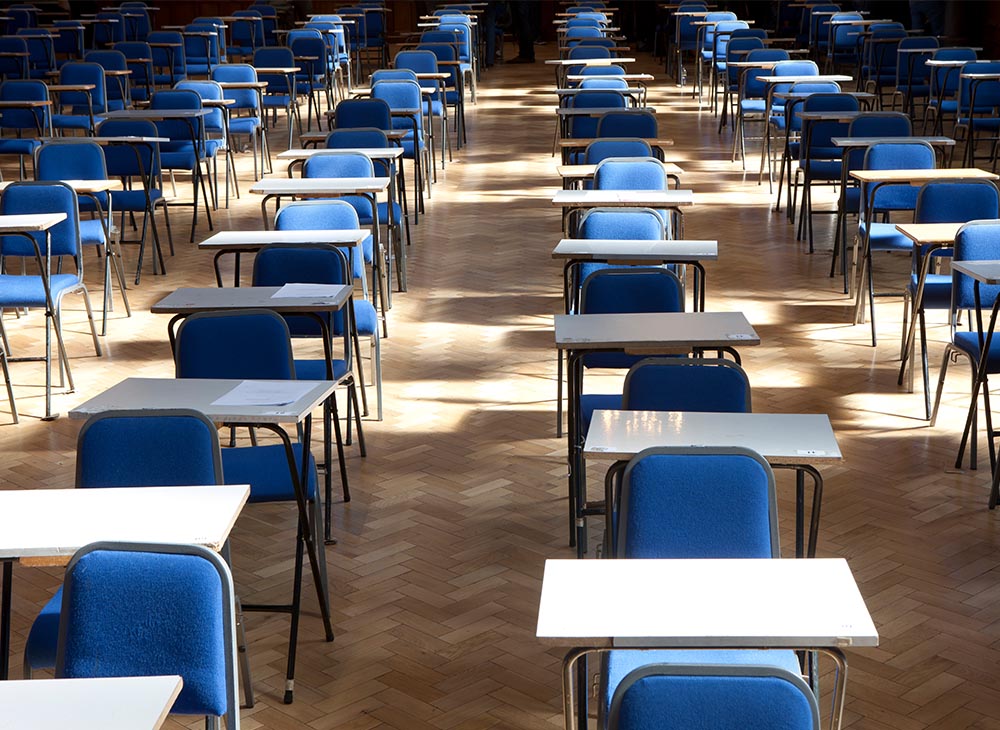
[3, 44, 1000, 729]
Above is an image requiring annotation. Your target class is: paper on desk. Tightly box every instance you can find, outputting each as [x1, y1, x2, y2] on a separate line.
[271, 283, 343, 298]
[211, 380, 316, 407]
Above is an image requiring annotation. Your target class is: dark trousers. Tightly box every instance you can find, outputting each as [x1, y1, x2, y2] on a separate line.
[510, 1, 538, 60]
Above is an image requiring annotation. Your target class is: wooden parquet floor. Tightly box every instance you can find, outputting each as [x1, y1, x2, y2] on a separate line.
[3, 44, 1000, 729]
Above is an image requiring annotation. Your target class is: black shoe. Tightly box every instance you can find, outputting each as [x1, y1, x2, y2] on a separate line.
[508, 56, 535, 64]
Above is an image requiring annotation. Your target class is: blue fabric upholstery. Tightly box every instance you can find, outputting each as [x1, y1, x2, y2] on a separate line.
[623, 359, 751, 412]
[619, 451, 776, 559]
[174, 310, 295, 380]
[274, 199, 370, 276]
[222, 443, 317, 501]
[57, 548, 230, 718]
[610, 667, 817, 730]
[603, 650, 803, 721]
[0, 274, 83, 307]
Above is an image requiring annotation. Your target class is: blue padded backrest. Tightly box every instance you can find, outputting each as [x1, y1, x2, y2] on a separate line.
[174, 310, 295, 380]
[915, 181, 1000, 225]
[581, 269, 683, 314]
[150, 89, 204, 147]
[76, 411, 222, 488]
[619, 449, 778, 559]
[97, 119, 162, 176]
[569, 45, 611, 60]
[610, 667, 818, 730]
[585, 138, 653, 163]
[953, 222, 1000, 311]
[595, 158, 667, 191]
[597, 111, 657, 138]
[394, 50, 436, 73]
[0, 182, 80, 259]
[251, 243, 351, 337]
[211, 64, 260, 109]
[844, 113, 912, 170]
[622, 359, 752, 412]
[57, 548, 229, 717]
[930, 47, 977, 96]
[37, 141, 107, 182]
[862, 142, 934, 213]
[959, 61, 1000, 109]
[580, 77, 628, 90]
[580, 209, 664, 240]
[304, 151, 375, 179]
[770, 60, 819, 97]
[326, 127, 390, 152]
[275, 199, 360, 230]
[570, 89, 626, 137]
[372, 69, 417, 84]
[59, 61, 108, 110]
[334, 98, 392, 129]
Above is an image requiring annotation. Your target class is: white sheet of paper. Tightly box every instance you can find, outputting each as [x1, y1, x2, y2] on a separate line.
[211, 380, 316, 407]
[271, 283, 343, 299]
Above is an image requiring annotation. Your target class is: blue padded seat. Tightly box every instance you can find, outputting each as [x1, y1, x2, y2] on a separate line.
[221, 443, 317, 502]
[0, 274, 83, 307]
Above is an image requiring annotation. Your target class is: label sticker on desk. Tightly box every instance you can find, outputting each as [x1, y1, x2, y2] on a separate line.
[796, 449, 826, 456]
[727, 333, 754, 340]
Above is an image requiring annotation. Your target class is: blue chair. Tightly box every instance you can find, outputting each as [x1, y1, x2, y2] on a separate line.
[922, 47, 977, 134]
[150, 89, 215, 242]
[416, 40, 466, 147]
[50, 61, 111, 135]
[0, 79, 50, 178]
[272, 200, 382, 421]
[891, 36, 938, 116]
[83, 49, 130, 113]
[229, 9, 265, 61]
[249, 3, 279, 47]
[577, 269, 685, 436]
[0, 182, 101, 419]
[212, 64, 269, 179]
[596, 110, 657, 139]
[953, 61, 1000, 168]
[371, 79, 430, 209]
[17, 29, 56, 80]
[53, 542, 240, 730]
[830, 112, 913, 285]
[731, 49, 790, 167]
[307, 17, 352, 93]
[792, 92, 858, 253]
[302, 151, 393, 335]
[35, 141, 131, 335]
[394, 49, 451, 166]
[114, 41, 154, 105]
[903, 181, 1000, 420]
[706, 20, 748, 112]
[92, 12, 125, 47]
[173, 308, 331, 702]
[585, 138, 653, 164]
[861, 26, 906, 105]
[97, 118, 174, 284]
[717, 36, 763, 131]
[52, 20, 85, 62]
[253, 46, 302, 151]
[595, 157, 678, 236]
[325, 126, 409, 255]
[931, 221, 1000, 479]
[22, 409, 223, 675]
[600, 446, 802, 727]
[0, 36, 30, 80]
[762, 60, 819, 183]
[289, 29, 333, 132]
[251, 241, 367, 527]
[176, 79, 233, 209]
[147, 30, 186, 87]
[695, 11, 736, 103]
[183, 21, 222, 76]
[854, 141, 936, 346]
[608, 663, 818, 730]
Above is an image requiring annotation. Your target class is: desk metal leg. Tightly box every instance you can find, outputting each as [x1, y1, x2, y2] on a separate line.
[0, 560, 11, 680]
[773, 463, 823, 558]
[955, 285, 1000, 473]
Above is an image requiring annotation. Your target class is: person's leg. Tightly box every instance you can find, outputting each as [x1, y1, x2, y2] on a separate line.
[483, 1, 498, 68]
[509, 1, 535, 61]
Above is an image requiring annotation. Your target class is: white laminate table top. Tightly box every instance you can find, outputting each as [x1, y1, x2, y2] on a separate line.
[552, 189, 694, 207]
[198, 229, 368, 249]
[151, 285, 352, 314]
[70, 377, 336, 425]
[276, 147, 405, 161]
[0, 675, 183, 730]
[536, 558, 879, 648]
[584, 410, 842, 463]
[0, 485, 249, 564]
[553, 311, 759, 351]
[545, 57, 635, 66]
[249, 177, 391, 195]
[557, 162, 685, 178]
[0, 213, 66, 233]
[551, 238, 717, 262]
